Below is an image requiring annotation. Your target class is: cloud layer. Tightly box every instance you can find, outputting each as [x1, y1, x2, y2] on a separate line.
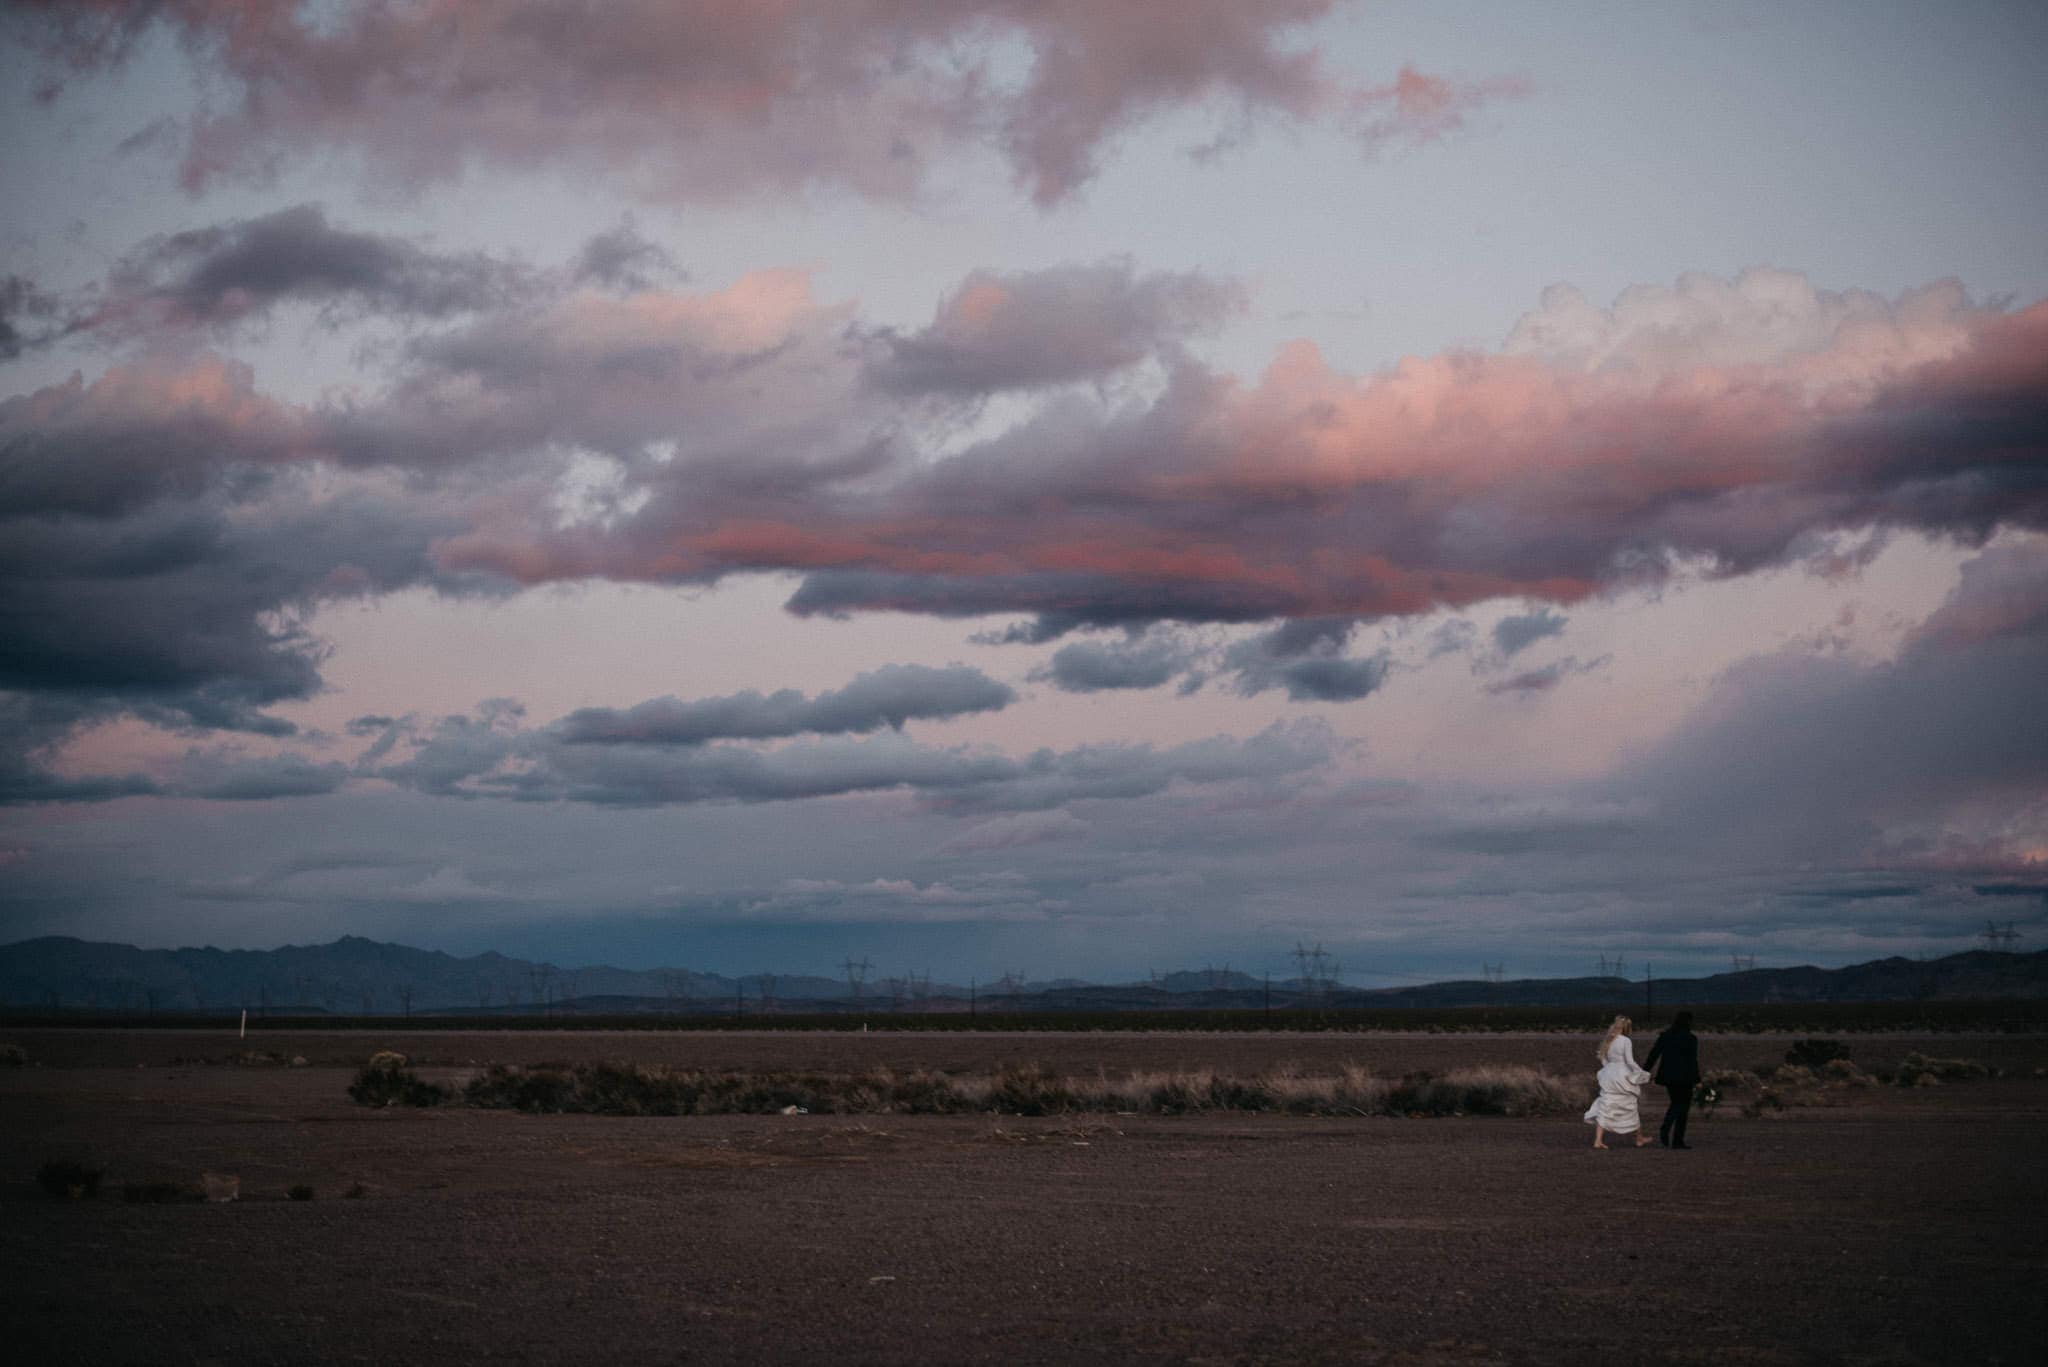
[11, 0, 1518, 206]
[4, 222, 2043, 812]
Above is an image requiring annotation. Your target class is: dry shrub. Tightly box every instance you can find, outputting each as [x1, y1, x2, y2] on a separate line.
[348, 1052, 450, 1107]
[1742, 1088, 1787, 1119]
[1785, 1039, 1851, 1068]
[1821, 1058, 1876, 1088]
[450, 1059, 1586, 1120]
[989, 1063, 1079, 1116]
[1892, 1053, 1991, 1087]
[1, 1043, 27, 1068]
[463, 1063, 581, 1112]
[461, 1062, 982, 1117]
[1702, 1068, 1759, 1092]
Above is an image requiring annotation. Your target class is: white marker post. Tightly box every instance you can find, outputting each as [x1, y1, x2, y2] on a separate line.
[239, 1008, 247, 1040]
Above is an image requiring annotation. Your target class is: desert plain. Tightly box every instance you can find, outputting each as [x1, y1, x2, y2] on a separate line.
[4, 1027, 2045, 1365]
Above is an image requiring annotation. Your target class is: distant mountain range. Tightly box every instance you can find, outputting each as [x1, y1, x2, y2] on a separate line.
[1, 936, 2044, 1016]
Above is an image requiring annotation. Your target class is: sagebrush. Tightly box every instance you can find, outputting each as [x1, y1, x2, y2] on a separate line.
[347, 1052, 451, 1107]
[445, 1060, 1582, 1119]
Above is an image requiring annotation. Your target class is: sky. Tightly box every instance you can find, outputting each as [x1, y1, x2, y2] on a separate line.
[2, 0, 2045, 987]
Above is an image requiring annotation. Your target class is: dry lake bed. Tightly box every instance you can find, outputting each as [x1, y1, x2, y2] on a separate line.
[4, 1028, 2044, 1364]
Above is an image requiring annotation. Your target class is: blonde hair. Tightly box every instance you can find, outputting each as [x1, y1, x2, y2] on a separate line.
[1597, 1015, 1633, 1062]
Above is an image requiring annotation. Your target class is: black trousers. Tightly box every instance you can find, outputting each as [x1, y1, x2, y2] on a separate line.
[1659, 1084, 1692, 1144]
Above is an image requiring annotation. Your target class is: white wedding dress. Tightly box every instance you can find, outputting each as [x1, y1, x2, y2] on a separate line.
[1583, 1035, 1652, 1132]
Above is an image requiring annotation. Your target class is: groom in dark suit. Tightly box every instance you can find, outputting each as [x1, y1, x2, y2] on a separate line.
[1644, 1010, 1701, 1149]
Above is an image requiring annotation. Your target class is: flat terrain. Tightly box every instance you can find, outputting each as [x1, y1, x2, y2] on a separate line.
[5, 1029, 2045, 1365]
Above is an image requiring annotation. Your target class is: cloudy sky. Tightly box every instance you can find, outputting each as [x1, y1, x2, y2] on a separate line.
[3, 1, 2044, 986]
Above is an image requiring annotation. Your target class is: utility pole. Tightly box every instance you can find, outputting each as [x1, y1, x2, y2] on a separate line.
[969, 977, 976, 1020]
[1644, 962, 1653, 1024]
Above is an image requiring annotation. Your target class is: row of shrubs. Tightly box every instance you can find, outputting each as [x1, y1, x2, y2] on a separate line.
[351, 1052, 1585, 1118]
[1708, 1053, 1992, 1094]
[34, 1160, 331, 1203]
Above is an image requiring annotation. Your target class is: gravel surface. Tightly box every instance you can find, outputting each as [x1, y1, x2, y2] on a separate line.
[4, 1030, 2044, 1365]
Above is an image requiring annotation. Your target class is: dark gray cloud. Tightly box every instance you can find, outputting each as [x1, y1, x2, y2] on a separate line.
[1222, 618, 1390, 701]
[556, 665, 1016, 745]
[172, 751, 350, 801]
[784, 568, 1304, 629]
[0, 695, 158, 805]
[1, 274, 61, 359]
[83, 204, 530, 337]
[571, 221, 682, 292]
[0, 484, 464, 717]
[1492, 607, 1567, 656]
[373, 691, 1331, 812]
[0, 351, 491, 781]
[864, 262, 1242, 395]
[0, 355, 301, 517]
[1035, 632, 1199, 692]
[1255, 654, 1392, 702]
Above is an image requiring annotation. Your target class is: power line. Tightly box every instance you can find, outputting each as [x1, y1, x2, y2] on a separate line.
[1979, 920, 2021, 952]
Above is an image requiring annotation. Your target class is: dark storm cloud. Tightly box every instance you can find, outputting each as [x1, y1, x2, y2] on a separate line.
[0, 351, 485, 778]
[0, 486, 464, 717]
[11, 2, 1515, 207]
[82, 204, 531, 338]
[863, 262, 1243, 395]
[1492, 607, 1567, 657]
[556, 665, 1016, 745]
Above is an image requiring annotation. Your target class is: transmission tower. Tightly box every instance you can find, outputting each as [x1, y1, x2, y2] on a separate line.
[1979, 920, 2021, 952]
[1481, 963, 1504, 984]
[1729, 954, 1757, 972]
[1596, 953, 1628, 977]
[841, 957, 872, 999]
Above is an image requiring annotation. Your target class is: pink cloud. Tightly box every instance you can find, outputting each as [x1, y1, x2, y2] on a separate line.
[13, 0, 1520, 205]
[415, 277, 2045, 629]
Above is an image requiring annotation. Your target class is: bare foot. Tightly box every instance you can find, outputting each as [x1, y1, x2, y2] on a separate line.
[1635, 1137, 1653, 1147]
[1592, 1142, 1608, 1149]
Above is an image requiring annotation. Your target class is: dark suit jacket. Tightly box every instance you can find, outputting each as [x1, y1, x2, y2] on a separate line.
[1644, 1027, 1700, 1089]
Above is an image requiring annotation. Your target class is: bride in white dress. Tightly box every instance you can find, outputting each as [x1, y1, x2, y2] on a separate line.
[1584, 1014, 1653, 1149]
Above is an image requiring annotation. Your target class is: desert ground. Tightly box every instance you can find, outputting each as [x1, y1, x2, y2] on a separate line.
[4, 1028, 2044, 1365]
